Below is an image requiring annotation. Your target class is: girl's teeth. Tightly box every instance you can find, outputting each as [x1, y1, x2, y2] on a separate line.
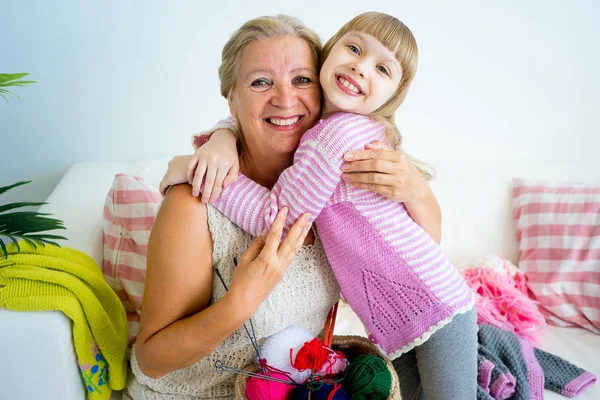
[338, 77, 359, 93]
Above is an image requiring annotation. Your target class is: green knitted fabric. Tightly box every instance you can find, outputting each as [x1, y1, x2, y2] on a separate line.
[342, 354, 391, 400]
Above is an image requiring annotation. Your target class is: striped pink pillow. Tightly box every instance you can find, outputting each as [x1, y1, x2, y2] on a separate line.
[513, 178, 600, 334]
[103, 174, 162, 347]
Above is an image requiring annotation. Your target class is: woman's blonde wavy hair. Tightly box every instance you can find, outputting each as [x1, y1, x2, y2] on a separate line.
[321, 12, 434, 180]
[218, 15, 322, 154]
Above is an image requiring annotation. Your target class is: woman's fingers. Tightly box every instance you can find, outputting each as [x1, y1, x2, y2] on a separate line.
[191, 161, 207, 197]
[341, 159, 398, 174]
[343, 171, 397, 187]
[344, 148, 401, 163]
[278, 213, 312, 266]
[239, 230, 267, 266]
[261, 207, 288, 257]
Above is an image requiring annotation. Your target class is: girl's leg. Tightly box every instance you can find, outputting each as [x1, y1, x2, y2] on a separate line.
[392, 348, 424, 400]
[392, 307, 478, 400]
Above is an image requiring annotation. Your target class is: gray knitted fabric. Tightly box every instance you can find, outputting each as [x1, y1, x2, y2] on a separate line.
[477, 324, 596, 399]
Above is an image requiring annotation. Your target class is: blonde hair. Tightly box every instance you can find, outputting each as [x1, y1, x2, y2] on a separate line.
[321, 12, 434, 180]
[218, 15, 321, 154]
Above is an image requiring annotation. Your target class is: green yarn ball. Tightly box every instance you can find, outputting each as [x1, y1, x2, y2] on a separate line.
[342, 354, 392, 400]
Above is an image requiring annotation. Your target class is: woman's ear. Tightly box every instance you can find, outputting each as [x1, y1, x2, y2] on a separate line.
[227, 94, 238, 119]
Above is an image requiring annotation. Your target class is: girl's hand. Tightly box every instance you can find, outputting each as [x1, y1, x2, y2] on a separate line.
[189, 129, 239, 203]
[159, 155, 194, 196]
[227, 207, 313, 310]
[341, 140, 429, 205]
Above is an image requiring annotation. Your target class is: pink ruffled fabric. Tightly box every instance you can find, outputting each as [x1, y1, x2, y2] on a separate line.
[461, 263, 547, 344]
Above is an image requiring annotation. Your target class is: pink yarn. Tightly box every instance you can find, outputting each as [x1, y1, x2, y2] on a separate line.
[246, 371, 293, 400]
[461, 263, 547, 344]
[316, 351, 349, 377]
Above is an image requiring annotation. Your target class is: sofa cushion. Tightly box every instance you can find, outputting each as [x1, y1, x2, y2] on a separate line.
[103, 174, 162, 347]
[513, 178, 600, 333]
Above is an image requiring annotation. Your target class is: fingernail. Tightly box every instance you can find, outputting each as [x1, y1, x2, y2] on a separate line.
[344, 153, 354, 160]
[342, 173, 350, 179]
[261, 227, 269, 235]
[341, 164, 349, 171]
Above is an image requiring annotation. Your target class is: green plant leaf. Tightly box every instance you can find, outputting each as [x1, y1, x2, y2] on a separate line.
[0, 180, 31, 196]
[0, 212, 66, 235]
[0, 202, 47, 213]
[0, 73, 36, 87]
[0, 238, 7, 260]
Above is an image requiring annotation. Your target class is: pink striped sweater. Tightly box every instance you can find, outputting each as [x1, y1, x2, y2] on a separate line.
[195, 112, 474, 358]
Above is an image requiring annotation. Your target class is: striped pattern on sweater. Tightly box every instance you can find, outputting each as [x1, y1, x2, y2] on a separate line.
[211, 112, 473, 357]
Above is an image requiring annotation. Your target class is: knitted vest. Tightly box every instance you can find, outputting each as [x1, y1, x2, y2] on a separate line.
[125, 205, 340, 399]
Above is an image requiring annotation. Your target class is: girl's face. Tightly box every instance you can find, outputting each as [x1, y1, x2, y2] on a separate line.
[320, 31, 402, 115]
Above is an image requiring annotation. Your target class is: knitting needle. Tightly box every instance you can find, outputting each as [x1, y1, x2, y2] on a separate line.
[215, 360, 300, 386]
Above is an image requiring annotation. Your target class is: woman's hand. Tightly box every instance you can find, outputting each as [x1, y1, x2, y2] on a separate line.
[341, 141, 429, 205]
[189, 129, 239, 203]
[227, 207, 312, 311]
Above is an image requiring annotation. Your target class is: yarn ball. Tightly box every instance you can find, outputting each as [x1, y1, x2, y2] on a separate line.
[260, 325, 315, 383]
[290, 383, 350, 400]
[342, 355, 391, 400]
[245, 371, 293, 400]
[293, 338, 329, 371]
[316, 351, 349, 377]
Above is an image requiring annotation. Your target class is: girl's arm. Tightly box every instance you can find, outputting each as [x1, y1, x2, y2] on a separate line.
[212, 114, 378, 237]
[159, 117, 239, 199]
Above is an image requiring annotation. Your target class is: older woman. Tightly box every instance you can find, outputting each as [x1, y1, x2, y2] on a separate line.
[126, 15, 442, 400]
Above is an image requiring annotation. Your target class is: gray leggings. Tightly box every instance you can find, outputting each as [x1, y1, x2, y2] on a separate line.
[392, 307, 478, 400]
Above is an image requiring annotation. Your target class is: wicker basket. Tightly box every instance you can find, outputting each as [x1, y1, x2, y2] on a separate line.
[234, 334, 401, 399]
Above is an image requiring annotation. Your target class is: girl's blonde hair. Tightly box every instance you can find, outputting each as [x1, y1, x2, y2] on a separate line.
[218, 15, 322, 154]
[321, 12, 434, 180]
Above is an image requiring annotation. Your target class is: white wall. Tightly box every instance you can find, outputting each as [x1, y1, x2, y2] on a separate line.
[1, 0, 599, 205]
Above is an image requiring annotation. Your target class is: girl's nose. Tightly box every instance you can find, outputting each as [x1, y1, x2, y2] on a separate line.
[350, 64, 365, 79]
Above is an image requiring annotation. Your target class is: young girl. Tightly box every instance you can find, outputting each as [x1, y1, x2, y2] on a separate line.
[164, 12, 477, 398]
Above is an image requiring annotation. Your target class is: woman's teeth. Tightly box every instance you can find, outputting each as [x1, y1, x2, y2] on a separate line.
[268, 116, 300, 126]
[338, 76, 360, 94]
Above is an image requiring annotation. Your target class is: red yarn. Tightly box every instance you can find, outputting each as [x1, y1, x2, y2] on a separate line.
[292, 338, 329, 372]
[328, 383, 342, 400]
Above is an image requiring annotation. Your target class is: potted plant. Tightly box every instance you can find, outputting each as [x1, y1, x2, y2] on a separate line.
[0, 73, 67, 258]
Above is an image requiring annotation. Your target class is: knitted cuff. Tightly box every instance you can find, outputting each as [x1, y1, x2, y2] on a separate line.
[561, 372, 597, 398]
[489, 370, 516, 400]
[478, 355, 495, 392]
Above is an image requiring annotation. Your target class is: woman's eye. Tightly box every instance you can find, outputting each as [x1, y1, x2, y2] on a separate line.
[251, 79, 271, 89]
[377, 65, 389, 76]
[293, 76, 312, 86]
[348, 45, 360, 55]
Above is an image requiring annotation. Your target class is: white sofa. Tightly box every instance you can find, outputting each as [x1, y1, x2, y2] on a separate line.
[1, 158, 599, 399]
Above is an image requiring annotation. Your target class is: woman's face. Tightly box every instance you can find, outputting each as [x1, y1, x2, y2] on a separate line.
[228, 36, 321, 156]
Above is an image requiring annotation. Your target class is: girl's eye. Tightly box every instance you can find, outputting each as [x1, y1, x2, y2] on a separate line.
[377, 65, 389, 76]
[293, 76, 312, 86]
[251, 79, 271, 90]
[348, 45, 360, 55]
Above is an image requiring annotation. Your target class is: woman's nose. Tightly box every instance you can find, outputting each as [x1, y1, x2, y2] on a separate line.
[271, 85, 297, 109]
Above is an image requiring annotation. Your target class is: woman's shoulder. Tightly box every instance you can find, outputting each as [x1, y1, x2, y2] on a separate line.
[158, 184, 211, 240]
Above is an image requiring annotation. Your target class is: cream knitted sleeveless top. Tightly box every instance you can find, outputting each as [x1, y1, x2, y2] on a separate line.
[125, 205, 340, 400]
